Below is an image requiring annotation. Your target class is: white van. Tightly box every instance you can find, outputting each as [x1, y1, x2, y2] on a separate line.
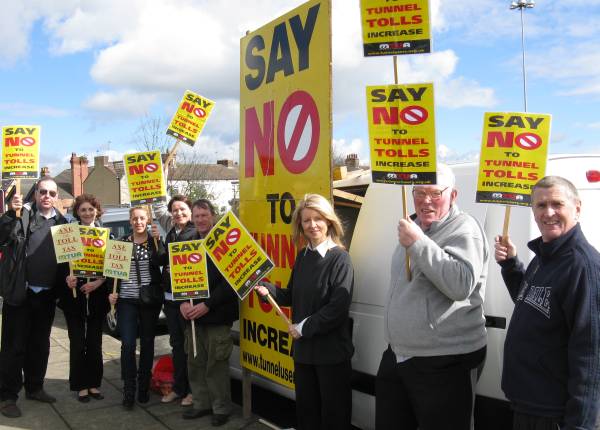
[230, 154, 600, 429]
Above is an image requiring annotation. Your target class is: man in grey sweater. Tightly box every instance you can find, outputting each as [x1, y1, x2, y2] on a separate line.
[375, 164, 489, 430]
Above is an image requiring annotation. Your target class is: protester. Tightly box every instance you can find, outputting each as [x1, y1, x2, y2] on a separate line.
[255, 193, 354, 430]
[152, 195, 196, 406]
[108, 206, 164, 409]
[61, 194, 110, 402]
[179, 199, 238, 426]
[375, 164, 489, 430]
[0, 177, 69, 418]
[494, 176, 600, 430]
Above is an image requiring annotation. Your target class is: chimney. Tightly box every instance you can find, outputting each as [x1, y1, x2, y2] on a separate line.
[71, 153, 89, 198]
[217, 159, 233, 168]
[41, 167, 50, 177]
[345, 153, 360, 170]
[94, 155, 109, 167]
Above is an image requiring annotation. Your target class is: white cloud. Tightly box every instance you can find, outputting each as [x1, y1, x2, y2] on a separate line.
[0, 102, 70, 118]
[83, 89, 158, 116]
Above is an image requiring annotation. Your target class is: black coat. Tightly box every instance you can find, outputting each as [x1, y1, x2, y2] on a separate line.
[0, 204, 69, 306]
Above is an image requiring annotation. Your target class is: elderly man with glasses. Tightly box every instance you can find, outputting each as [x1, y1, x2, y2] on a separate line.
[0, 177, 69, 418]
[376, 164, 489, 430]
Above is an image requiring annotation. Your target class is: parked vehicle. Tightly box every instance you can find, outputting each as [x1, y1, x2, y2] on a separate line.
[229, 154, 600, 430]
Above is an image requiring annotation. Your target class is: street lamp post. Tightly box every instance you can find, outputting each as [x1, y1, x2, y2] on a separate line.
[510, 0, 535, 112]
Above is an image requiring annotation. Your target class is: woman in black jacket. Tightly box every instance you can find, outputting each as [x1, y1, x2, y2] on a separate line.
[255, 193, 355, 430]
[151, 195, 196, 406]
[61, 194, 110, 402]
[108, 206, 163, 409]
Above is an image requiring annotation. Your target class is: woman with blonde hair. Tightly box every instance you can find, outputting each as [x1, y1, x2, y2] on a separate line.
[255, 194, 354, 430]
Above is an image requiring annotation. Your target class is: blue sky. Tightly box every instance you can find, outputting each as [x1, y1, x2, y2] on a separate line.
[1, 0, 599, 175]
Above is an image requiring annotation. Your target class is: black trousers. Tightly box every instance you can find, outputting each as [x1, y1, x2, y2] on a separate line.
[0, 289, 56, 401]
[63, 311, 105, 391]
[376, 346, 486, 430]
[164, 300, 190, 396]
[294, 360, 352, 430]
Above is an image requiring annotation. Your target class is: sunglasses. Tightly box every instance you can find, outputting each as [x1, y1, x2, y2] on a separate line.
[38, 189, 58, 197]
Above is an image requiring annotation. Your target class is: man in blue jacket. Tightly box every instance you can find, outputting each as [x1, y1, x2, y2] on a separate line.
[495, 176, 600, 430]
[0, 177, 69, 418]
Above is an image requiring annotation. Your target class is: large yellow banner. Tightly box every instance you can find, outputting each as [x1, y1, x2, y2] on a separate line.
[204, 211, 274, 301]
[360, 0, 431, 56]
[71, 226, 110, 277]
[103, 240, 133, 280]
[123, 150, 167, 205]
[476, 112, 551, 206]
[168, 240, 210, 300]
[166, 90, 216, 146]
[367, 83, 436, 184]
[239, 0, 332, 389]
[2, 125, 41, 179]
[50, 224, 84, 263]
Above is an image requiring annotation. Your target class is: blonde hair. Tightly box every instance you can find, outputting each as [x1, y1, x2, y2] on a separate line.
[291, 194, 345, 249]
[129, 206, 149, 219]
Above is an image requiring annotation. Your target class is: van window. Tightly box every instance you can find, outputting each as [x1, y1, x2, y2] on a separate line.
[104, 221, 132, 239]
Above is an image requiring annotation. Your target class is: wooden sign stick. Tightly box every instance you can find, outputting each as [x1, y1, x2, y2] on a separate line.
[147, 204, 159, 249]
[110, 278, 118, 316]
[266, 294, 291, 326]
[69, 262, 76, 298]
[502, 206, 512, 245]
[15, 179, 21, 218]
[190, 298, 197, 358]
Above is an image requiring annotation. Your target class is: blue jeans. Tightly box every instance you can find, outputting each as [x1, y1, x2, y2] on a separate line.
[117, 299, 160, 391]
[163, 300, 190, 396]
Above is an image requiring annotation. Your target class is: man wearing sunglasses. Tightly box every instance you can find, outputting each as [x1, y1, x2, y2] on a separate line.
[0, 177, 69, 418]
[376, 164, 489, 430]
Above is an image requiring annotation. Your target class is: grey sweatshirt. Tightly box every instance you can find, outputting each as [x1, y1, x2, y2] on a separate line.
[385, 204, 489, 358]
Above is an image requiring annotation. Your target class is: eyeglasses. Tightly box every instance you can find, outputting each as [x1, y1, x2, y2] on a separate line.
[413, 187, 449, 201]
[38, 189, 58, 197]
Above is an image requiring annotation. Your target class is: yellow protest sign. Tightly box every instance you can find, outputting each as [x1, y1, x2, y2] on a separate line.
[166, 90, 216, 146]
[239, 0, 331, 389]
[204, 211, 274, 301]
[71, 226, 110, 277]
[123, 150, 167, 205]
[103, 240, 133, 280]
[476, 112, 551, 206]
[168, 240, 209, 300]
[2, 125, 41, 179]
[51, 224, 84, 263]
[367, 83, 436, 184]
[360, 0, 431, 56]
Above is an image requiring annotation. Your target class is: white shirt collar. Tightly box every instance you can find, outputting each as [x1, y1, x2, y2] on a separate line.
[307, 237, 337, 258]
[39, 207, 57, 220]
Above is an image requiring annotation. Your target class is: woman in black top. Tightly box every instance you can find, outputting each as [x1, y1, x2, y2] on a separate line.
[255, 193, 355, 430]
[151, 195, 196, 406]
[61, 194, 110, 402]
[108, 206, 163, 409]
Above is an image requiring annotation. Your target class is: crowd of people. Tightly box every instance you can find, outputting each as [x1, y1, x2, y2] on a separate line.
[0, 166, 599, 430]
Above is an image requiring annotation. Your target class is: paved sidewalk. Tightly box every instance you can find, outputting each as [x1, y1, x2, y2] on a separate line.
[0, 304, 270, 430]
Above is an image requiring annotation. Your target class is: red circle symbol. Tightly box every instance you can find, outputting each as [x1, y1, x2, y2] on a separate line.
[21, 137, 36, 146]
[515, 132, 542, 150]
[144, 163, 158, 173]
[193, 107, 206, 118]
[188, 253, 202, 264]
[277, 90, 320, 174]
[226, 228, 241, 245]
[399, 106, 428, 125]
[92, 239, 105, 248]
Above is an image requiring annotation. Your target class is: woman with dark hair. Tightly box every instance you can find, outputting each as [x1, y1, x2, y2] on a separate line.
[255, 193, 355, 430]
[108, 206, 164, 409]
[151, 195, 196, 406]
[61, 193, 110, 402]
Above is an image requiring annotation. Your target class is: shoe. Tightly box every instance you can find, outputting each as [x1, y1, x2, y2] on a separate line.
[77, 394, 90, 403]
[26, 389, 56, 403]
[137, 390, 149, 404]
[161, 391, 179, 403]
[0, 401, 22, 418]
[182, 408, 211, 420]
[88, 390, 104, 400]
[181, 393, 193, 407]
[211, 414, 229, 427]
